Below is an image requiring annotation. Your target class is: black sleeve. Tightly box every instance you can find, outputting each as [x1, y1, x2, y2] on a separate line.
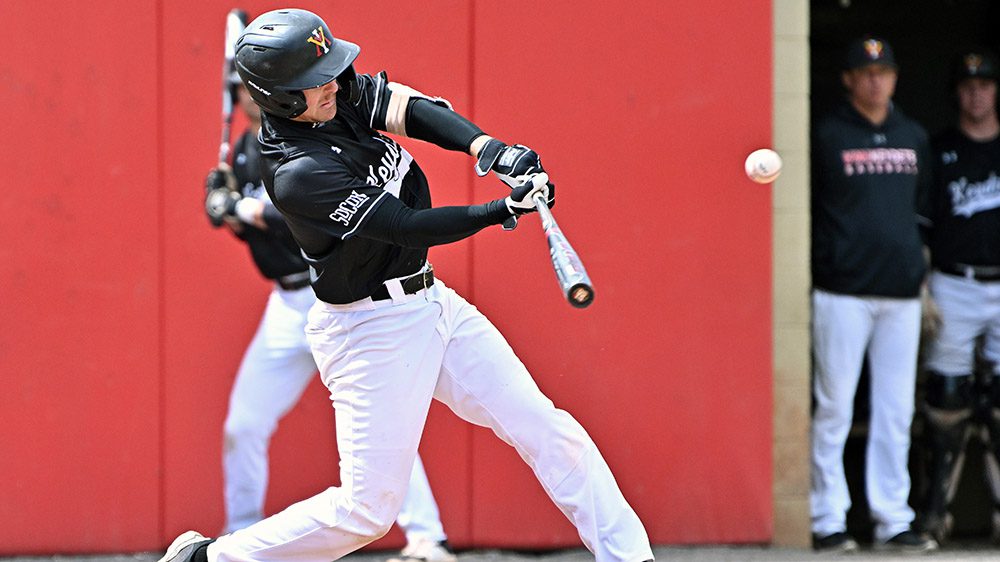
[359, 195, 511, 248]
[406, 98, 485, 152]
[261, 201, 293, 234]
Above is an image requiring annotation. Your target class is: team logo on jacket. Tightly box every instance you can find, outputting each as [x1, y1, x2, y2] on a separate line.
[307, 27, 331, 57]
[840, 148, 917, 176]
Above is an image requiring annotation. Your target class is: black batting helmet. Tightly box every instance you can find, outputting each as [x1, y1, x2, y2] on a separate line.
[952, 50, 999, 85]
[234, 8, 360, 118]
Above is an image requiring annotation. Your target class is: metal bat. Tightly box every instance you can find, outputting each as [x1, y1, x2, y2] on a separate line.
[219, 8, 248, 165]
[532, 192, 595, 308]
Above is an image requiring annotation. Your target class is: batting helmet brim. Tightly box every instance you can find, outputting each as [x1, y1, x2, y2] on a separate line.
[280, 37, 360, 91]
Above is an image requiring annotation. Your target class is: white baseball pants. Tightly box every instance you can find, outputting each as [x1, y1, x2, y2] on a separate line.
[221, 284, 446, 542]
[925, 271, 1000, 376]
[810, 289, 921, 542]
[209, 279, 652, 562]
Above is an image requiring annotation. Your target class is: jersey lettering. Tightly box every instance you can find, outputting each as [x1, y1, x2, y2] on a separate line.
[840, 148, 918, 176]
[949, 172, 1000, 217]
[329, 190, 371, 226]
[366, 137, 402, 187]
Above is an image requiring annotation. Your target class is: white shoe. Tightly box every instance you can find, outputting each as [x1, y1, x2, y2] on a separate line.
[387, 537, 457, 562]
[158, 530, 211, 562]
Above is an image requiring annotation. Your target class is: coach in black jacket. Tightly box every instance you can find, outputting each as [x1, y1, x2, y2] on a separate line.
[809, 36, 937, 554]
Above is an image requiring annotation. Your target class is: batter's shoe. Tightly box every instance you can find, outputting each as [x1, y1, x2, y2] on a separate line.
[875, 530, 938, 553]
[386, 537, 457, 562]
[158, 530, 214, 562]
[811, 531, 859, 553]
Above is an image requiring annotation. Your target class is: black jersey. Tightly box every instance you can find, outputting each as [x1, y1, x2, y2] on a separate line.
[258, 72, 432, 304]
[811, 102, 930, 298]
[229, 130, 308, 280]
[922, 127, 1000, 268]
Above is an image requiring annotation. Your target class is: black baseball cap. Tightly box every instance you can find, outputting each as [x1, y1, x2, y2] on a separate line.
[952, 50, 999, 83]
[844, 37, 898, 71]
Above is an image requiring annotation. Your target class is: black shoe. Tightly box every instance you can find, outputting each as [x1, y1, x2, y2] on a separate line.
[876, 530, 938, 553]
[158, 531, 213, 562]
[812, 531, 859, 552]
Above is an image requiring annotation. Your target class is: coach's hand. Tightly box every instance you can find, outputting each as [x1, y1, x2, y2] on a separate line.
[475, 138, 546, 189]
[504, 173, 554, 216]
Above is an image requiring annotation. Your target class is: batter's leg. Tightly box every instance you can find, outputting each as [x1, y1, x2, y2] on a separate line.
[222, 287, 318, 533]
[211, 295, 445, 562]
[396, 454, 449, 545]
[428, 283, 652, 562]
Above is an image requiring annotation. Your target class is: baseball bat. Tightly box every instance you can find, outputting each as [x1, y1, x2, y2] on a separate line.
[532, 192, 595, 308]
[219, 9, 248, 165]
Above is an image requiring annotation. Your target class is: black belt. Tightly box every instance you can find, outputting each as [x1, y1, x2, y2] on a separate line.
[939, 263, 1000, 282]
[370, 268, 435, 301]
[277, 272, 312, 291]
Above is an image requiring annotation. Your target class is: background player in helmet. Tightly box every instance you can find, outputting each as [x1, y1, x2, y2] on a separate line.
[918, 49, 1000, 544]
[160, 7, 652, 562]
[204, 71, 457, 562]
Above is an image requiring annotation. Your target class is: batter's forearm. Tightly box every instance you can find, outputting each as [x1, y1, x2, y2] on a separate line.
[406, 98, 488, 154]
[362, 198, 511, 248]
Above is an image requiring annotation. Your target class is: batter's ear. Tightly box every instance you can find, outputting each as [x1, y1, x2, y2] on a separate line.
[841, 70, 851, 90]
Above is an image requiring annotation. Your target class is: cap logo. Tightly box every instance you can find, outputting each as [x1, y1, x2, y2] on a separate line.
[863, 39, 883, 60]
[307, 27, 332, 57]
[964, 53, 983, 74]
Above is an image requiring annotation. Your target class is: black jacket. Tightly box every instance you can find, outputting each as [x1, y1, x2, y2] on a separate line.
[811, 102, 930, 298]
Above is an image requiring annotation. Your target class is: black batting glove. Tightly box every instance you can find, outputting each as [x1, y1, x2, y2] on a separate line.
[475, 138, 546, 189]
[204, 165, 239, 227]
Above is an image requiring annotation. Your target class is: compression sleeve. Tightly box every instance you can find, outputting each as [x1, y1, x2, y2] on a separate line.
[405, 98, 486, 152]
[360, 195, 512, 248]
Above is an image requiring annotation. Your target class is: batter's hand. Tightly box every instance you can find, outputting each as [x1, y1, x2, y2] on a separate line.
[475, 139, 546, 189]
[504, 173, 553, 216]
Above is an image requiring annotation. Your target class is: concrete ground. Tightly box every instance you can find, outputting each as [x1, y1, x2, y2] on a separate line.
[3, 542, 999, 562]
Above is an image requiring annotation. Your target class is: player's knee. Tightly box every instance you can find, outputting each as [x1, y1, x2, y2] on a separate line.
[223, 413, 275, 447]
[925, 371, 974, 411]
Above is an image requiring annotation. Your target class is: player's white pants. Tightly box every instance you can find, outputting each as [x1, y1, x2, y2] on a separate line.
[810, 289, 921, 542]
[209, 280, 653, 562]
[925, 271, 1000, 376]
[221, 284, 446, 543]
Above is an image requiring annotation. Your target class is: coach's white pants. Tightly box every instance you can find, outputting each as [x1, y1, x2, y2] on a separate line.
[221, 284, 446, 543]
[210, 280, 652, 562]
[810, 289, 921, 542]
[925, 271, 1000, 376]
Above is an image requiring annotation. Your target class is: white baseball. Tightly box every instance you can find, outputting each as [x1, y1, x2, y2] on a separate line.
[744, 148, 782, 184]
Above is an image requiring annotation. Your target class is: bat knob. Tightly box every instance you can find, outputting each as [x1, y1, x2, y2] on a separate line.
[568, 284, 595, 308]
[502, 216, 518, 231]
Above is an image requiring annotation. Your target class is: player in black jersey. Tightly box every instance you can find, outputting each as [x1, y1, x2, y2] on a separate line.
[204, 74, 457, 561]
[918, 50, 1000, 544]
[159, 8, 652, 562]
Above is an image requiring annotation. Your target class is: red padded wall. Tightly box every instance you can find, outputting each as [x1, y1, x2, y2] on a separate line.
[0, 0, 162, 552]
[0, 0, 772, 553]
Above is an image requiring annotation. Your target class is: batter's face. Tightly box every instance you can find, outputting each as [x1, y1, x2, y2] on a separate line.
[956, 77, 997, 123]
[842, 64, 897, 113]
[293, 79, 340, 123]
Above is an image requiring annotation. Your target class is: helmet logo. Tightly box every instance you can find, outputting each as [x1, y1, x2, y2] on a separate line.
[964, 53, 983, 74]
[307, 27, 332, 57]
[863, 39, 883, 60]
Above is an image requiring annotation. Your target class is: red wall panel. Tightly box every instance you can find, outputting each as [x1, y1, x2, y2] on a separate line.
[0, 0, 161, 552]
[0, 0, 773, 554]
[469, 0, 773, 546]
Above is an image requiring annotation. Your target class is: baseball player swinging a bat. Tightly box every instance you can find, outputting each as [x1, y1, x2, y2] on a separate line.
[205, 64, 458, 560]
[161, 7, 652, 562]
